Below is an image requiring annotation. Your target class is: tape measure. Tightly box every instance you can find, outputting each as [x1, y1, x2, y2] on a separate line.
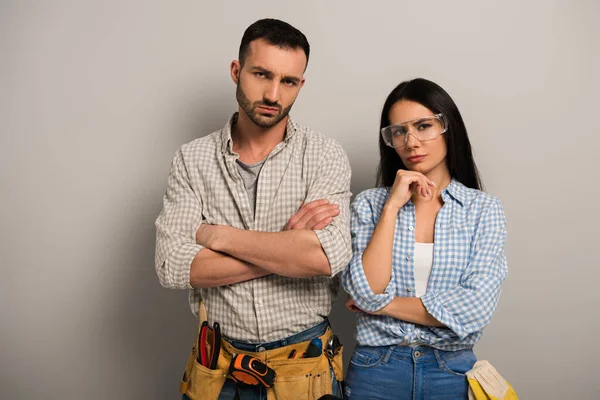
[229, 354, 276, 388]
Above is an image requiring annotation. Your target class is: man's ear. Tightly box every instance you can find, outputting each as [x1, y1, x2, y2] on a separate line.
[230, 60, 241, 84]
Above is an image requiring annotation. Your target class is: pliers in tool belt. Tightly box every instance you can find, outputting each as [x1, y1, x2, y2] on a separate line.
[197, 321, 221, 369]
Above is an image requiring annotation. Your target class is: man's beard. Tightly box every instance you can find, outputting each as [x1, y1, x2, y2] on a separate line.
[236, 80, 294, 128]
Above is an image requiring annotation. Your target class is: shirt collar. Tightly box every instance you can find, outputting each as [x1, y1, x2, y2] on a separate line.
[441, 179, 471, 206]
[220, 112, 299, 155]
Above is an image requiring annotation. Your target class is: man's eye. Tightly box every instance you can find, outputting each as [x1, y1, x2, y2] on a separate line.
[283, 80, 297, 86]
[254, 72, 266, 78]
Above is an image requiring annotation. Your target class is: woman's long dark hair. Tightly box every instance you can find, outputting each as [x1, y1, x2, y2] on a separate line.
[376, 78, 483, 190]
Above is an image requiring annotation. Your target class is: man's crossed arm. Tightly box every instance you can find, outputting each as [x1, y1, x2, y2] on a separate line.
[190, 200, 339, 288]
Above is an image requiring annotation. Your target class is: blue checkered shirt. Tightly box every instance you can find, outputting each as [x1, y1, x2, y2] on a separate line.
[342, 180, 507, 351]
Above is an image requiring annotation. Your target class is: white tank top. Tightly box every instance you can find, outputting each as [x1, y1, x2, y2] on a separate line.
[414, 243, 434, 297]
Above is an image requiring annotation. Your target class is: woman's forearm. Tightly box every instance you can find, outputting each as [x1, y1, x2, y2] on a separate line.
[382, 297, 445, 327]
[361, 204, 400, 294]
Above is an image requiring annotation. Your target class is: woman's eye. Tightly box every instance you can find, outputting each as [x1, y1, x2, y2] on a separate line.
[418, 123, 432, 131]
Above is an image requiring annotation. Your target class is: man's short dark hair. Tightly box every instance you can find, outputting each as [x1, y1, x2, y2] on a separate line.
[238, 18, 310, 68]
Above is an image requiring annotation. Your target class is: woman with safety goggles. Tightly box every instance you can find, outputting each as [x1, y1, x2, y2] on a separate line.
[342, 78, 508, 399]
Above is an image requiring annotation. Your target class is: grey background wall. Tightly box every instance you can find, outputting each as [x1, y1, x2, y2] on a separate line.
[1, 0, 599, 399]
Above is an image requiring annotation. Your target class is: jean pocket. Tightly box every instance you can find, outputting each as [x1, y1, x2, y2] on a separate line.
[439, 350, 476, 377]
[349, 346, 384, 368]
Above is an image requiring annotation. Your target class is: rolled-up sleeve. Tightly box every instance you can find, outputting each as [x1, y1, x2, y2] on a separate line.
[304, 140, 353, 277]
[420, 198, 508, 339]
[342, 192, 396, 312]
[155, 149, 204, 289]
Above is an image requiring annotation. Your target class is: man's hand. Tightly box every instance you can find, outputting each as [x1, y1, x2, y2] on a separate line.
[283, 199, 340, 231]
[196, 223, 223, 249]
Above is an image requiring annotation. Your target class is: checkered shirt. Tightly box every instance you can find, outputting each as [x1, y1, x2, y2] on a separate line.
[155, 113, 352, 342]
[342, 180, 507, 351]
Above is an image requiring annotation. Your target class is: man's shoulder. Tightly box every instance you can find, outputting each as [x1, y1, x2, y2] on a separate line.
[179, 130, 222, 159]
[294, 121, 348, 157]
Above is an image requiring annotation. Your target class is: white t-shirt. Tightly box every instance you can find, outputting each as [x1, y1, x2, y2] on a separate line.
[414, 242, 434, 297]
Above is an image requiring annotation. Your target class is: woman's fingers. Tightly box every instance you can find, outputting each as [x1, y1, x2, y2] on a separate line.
[421, 177, 432, 197]
[345, 298, 360, 313]
[411, 179, 429, 198]
[408, 173, 434, 198]
[390, 170, 437, 207]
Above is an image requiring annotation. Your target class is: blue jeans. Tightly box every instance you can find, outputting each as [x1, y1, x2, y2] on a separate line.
[183, 319, 342, 400]
[343, 345, 476, 400]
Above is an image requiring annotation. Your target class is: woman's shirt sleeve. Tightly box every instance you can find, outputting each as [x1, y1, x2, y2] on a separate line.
[342, 190, 397, 313]
[420, 198, 508, 340]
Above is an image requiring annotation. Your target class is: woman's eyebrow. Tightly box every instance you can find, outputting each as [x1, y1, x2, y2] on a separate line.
[410, 117, 434, 126]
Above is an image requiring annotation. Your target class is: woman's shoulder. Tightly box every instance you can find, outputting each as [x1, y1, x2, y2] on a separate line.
[352, 187, 390, 207]
[450, 180, 503, 209]
[450, 181, 505, 227]
[350, 188, 390, 224]
[350, 188, 391, 221]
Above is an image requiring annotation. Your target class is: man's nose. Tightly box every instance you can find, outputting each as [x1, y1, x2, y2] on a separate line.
[263, 82, 280, 104]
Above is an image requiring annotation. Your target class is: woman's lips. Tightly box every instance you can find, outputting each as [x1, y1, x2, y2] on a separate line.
[407, 155, 426, 162]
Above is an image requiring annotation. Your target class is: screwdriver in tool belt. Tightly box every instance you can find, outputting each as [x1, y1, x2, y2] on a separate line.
[303, 338, 322, 358]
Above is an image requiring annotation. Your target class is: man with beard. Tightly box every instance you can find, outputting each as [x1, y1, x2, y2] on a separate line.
[155, 19, 351, 399]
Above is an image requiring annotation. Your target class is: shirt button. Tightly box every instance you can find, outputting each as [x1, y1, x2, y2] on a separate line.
[407, 287, 413, 292]
[406, 256, 410, 261]
[408, 226, 414, 231]
[257, 300, 263, 306]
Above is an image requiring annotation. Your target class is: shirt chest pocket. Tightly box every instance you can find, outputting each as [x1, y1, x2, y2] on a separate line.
[201, 195, 245, 227]
[199, 179, 307, 230]
[448, 224, 474, 270]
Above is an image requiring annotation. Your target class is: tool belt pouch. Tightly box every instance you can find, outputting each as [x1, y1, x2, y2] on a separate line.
[264, 328, 345, 400]
[179, 343, 227, 399]
[180, 299, 344, 400]
[180, 302, 228, 400]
